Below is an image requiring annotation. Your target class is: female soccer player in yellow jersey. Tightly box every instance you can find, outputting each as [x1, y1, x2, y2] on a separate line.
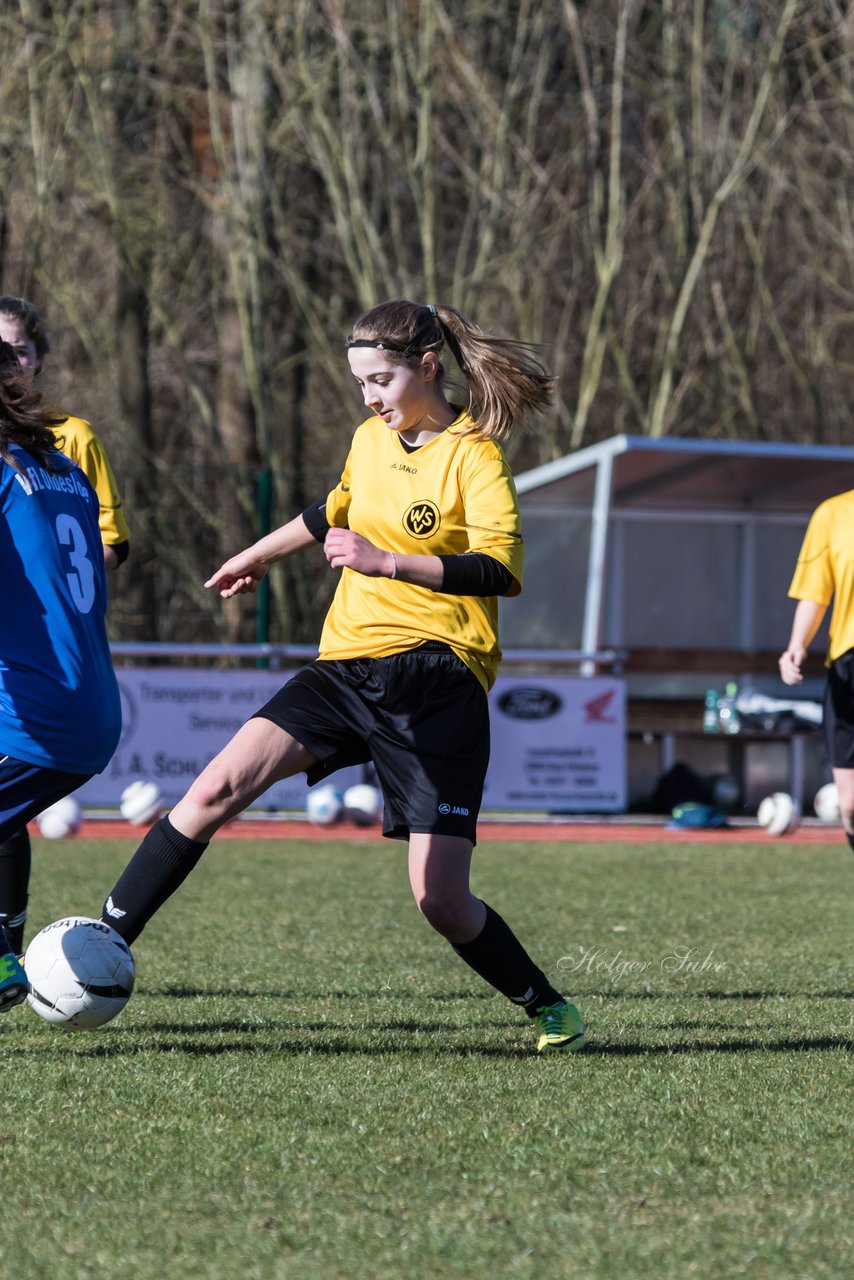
[0, 296, 129, 964]
[780, 489, 854, 855]
[96, 300, 585, 1053]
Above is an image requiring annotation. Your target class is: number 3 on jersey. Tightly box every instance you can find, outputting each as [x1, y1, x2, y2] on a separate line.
[56, 513, 96, 613]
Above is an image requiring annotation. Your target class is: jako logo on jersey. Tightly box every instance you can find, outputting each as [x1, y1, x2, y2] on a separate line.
[438, 802, 470, 816]
[497, 688, 562, 720]
[584, 689, 617, 723]
[391, 462, 418, 474]
[403, 500, 440, 538]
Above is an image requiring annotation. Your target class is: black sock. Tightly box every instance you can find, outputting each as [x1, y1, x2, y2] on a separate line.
[0, 828, 31, 954]
[101, 816, 208, 945]
[846, 832, 854, 855]
[452, 902, 564, 1015]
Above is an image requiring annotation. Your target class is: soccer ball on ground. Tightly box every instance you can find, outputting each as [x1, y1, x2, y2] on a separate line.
[813, 782, 840, 823]
[343, 783, 383, 826]
[756, 791, 801, 837]
[305, 784, 345, 827]
[37, 796, 82, 840]
[120, 779, 163, 825]
[25, 917, 135, 1030]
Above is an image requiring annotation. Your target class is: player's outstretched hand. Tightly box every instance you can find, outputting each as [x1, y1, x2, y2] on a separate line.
[205, 553, 269, 598]
[324, 527, 391, 577]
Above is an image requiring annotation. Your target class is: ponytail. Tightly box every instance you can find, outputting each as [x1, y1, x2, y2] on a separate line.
[434, 304, 554, 442]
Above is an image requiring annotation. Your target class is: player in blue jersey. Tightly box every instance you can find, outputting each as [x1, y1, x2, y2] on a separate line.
[0, 296, 130, 963]
[0, 341, 122, 1010]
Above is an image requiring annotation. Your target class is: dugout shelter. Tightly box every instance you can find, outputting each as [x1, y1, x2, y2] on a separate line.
[504, 434, 854, 810]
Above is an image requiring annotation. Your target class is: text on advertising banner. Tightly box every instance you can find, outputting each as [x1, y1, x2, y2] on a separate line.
[75, 669, 626, 814]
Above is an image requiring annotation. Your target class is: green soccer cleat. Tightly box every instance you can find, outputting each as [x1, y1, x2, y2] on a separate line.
[534, 1001, 585, 1053]
[0, 935, 28, 1012]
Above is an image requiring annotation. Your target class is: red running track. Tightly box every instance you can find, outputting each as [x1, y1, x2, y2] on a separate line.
[33, 818, 843, 844]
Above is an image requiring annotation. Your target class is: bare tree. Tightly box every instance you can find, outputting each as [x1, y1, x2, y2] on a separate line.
[3, 1, 854, 641]
[647, 0, 802, 436]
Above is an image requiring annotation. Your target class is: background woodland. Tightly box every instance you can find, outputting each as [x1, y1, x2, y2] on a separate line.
[1, 0, 851, 642]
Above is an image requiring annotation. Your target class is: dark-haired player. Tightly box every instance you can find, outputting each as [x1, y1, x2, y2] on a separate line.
[0, 342, 121, 1008]
[0, 296, 129, 962]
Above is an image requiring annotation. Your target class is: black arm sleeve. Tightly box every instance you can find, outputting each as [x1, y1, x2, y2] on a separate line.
[301, 499, 330, 542]
[111, 540, 130, 567]
[300, 500, 512, 595]
[437, 553, 515, 596]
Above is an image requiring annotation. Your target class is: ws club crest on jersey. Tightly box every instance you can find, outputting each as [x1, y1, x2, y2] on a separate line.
[403, 500, 440, 538]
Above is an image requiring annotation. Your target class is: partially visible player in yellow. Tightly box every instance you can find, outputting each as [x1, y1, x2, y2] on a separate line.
[779, 490, 854, 853]
[0, 296, 129, 568]
[95, 299, 585, 1053]
[0, 295, 129, 958]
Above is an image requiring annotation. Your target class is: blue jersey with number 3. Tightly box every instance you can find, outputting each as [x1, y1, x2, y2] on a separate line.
[1, 444, 121, 773]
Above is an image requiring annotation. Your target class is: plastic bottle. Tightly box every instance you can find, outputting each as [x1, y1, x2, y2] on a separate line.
[703, 689, 719, 734]
[718, 681, 741, 735]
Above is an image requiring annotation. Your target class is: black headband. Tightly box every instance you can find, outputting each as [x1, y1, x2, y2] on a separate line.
[346, 339, 409, 353]
[347, 306, 440, 356]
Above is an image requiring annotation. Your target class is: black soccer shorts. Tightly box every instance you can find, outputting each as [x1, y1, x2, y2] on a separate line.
[0, 755, 91, 843]
[824, 649, 854, 768]
[252, 643, 489, 843]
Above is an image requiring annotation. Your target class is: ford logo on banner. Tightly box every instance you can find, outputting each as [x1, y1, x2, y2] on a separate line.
[497, 687, 563, 719]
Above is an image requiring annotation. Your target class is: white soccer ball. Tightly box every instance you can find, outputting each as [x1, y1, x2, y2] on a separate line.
[120, 779, 163, 825]
[37, 796, 82, 840]
[343, 783, 383, 826]
[24, 916, 135, 1030]
[305, 784, 344, 827]
[756, 791, 801, 837]
[813, 782, 840, 823]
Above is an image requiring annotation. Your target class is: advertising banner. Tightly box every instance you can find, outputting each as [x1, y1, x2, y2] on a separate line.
[76, 668, 626, 814]
[485, 675, 626, 812]
[75, 668, 365, 811]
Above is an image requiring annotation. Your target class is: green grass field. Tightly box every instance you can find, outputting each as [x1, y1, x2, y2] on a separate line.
[1, 834, 851, 1280]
